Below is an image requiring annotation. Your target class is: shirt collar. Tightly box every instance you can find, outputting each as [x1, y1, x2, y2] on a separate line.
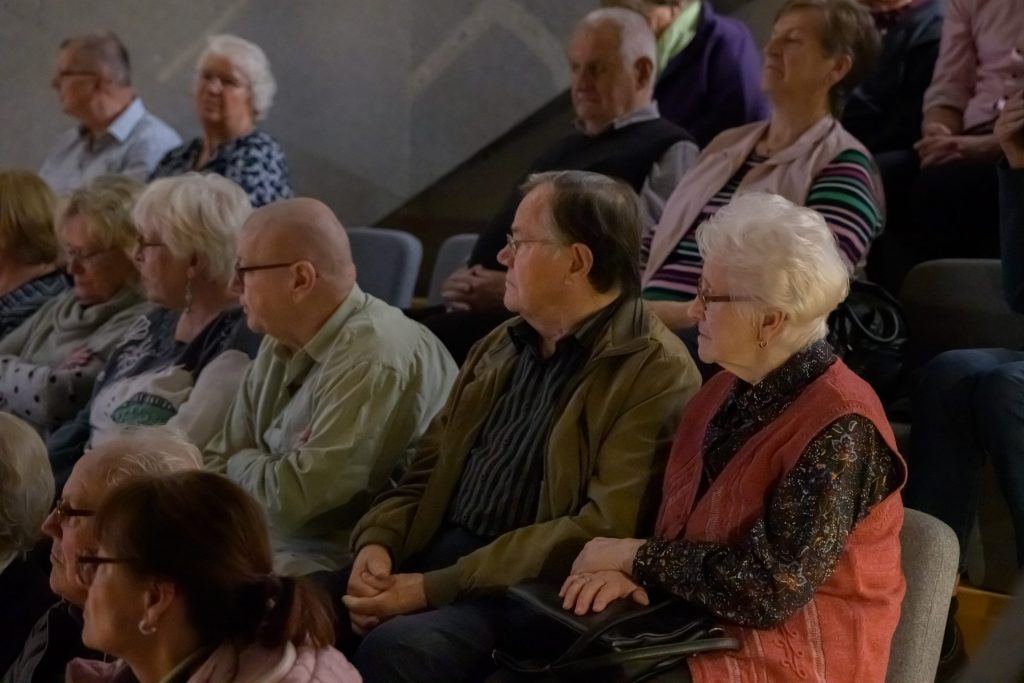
[573, 101, 661, 135]
[508, 296, 624, 356]
[731, 339, 836, 415]
[273, 284, 366, 364]
[89, 98, 146, 143]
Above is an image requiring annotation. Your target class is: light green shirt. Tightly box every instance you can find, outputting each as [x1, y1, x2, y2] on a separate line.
[204, 285, 457, 575]
[656, 0, 701, 76]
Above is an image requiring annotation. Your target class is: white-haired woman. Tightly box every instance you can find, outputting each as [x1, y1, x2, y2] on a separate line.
[0, 174, 150, 434]
[0, 414, 56, 673]
[561, 193, 906, 683]
[46, 173, 262, 489]
[151, 34, 292, 207]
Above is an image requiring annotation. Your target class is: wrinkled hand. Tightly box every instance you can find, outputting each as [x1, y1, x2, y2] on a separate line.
[915, 131, 1001, 167]
[60, 346, 93, 370]
[571, 537, 646, 576]
[440, 266, 507, 313]
[345, 545, 394, 635]
[996, 91, 1024, 169]
[342, 572, 428, 629]
[559, 570, 650, 616]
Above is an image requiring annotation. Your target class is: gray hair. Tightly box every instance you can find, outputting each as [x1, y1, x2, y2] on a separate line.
[61, 30, 132, 87]
[0, 415, 55, 561]
[58, 174, 144, 253]
[95, 426, 203, 487]
[133, 174, 252, 287]
[696, 193, 850, 351]
[197, 34, 276, 120]
[578, 8, 657, 80]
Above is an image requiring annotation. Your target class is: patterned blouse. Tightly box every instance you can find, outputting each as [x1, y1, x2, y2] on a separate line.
[0, 271, 69, 338]
[632, 341, 898, 629]
[151, 129, 293, 207]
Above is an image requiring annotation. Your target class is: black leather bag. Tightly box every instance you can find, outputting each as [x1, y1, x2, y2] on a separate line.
[492, 583, 739, 682]
[827, 279, 907, 399]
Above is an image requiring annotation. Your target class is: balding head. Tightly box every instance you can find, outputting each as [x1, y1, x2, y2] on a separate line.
[60, 31, 132, 87]
[235, 198, 357, 350]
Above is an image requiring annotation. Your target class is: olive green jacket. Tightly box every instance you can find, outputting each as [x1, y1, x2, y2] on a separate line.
[350, 297, 701, 606]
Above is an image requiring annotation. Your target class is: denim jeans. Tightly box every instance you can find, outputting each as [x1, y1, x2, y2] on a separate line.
[904, 348, 1024, 569]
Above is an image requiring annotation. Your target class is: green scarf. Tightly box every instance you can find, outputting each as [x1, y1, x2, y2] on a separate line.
[656, 1, 701, 76]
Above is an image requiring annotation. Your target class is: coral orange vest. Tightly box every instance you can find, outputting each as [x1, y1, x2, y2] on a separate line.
[657, 361, 906, 683]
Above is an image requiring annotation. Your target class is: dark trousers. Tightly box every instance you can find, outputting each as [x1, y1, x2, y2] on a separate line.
[352, 526, 504, 683]
[904, 348, 1024, 570]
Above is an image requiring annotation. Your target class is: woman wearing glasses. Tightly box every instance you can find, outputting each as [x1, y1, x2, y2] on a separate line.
[151, 34, 293, 208]
[0, 414, 56, 673]
[560, 193, 906, 683]
[68, 470, 360, 683]
[0, 174, 149, 435]
[46, 173, 261, 490]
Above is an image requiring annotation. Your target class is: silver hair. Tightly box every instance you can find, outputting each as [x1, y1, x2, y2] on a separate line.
[0, 415, 55, 561]
[96, 426, 203, 487]
[578, 8, 657, 79]
[695, 192, 850, 352]
[132, 173, 252, 287]
[197, 34, 276, 120]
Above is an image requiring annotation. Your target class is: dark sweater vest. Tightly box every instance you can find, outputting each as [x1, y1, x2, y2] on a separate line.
[470, 117, 691, 270]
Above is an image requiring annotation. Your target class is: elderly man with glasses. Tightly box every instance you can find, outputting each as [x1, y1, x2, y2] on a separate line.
[40, 31, 180, 196]
[2, 427, 200, 683]
[202, 198, 457, 578]
[342, 171, 701, 683]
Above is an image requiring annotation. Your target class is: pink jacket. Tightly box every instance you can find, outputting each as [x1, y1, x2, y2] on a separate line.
[66, 642, 362, 683]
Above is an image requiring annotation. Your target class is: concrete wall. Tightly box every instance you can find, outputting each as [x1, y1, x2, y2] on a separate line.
[0, 0, 592, 223]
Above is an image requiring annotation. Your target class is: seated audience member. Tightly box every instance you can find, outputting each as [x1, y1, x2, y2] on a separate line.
[343, 171, 702, 683]
[39, 31, 181, 196]
[642, 0, 884, 332]
[601, 0, 769, 146]
[903, 92, 1024, 665]
[0, 170, 70, 338]
[904, 0, 1024, 264]
[151, 34, 293, 207]
[424, 8, 697, 363]
[563, 193, 905, 683]
[66, 471, 361, 683]
[46, 173, 261, 490]
[0, 414, 56, 673]
[0, 175, 150, 433]
[204, 198, 457, 576]
[2, 427, 200, 683]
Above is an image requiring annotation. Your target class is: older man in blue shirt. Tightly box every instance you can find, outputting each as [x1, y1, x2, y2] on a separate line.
[40, 31, 180, 195]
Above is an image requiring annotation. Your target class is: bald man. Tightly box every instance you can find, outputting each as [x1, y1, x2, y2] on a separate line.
[203, 198, 458, 576]
[40, 31, 180, 195]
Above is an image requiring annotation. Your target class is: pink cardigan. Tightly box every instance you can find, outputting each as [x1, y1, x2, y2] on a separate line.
[641, 116, 882, 285]
[66, 642, 362, 683]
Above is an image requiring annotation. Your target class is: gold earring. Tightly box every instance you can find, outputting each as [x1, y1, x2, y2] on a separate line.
[758, 338, 767, 349]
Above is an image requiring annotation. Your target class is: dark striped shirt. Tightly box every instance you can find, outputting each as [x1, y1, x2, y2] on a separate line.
[641, 149, 882, 301]
[448, 303, 618, 537]
[0, 271, 70, 338]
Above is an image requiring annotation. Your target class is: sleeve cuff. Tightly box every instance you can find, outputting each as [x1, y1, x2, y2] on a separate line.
[423, 564, 461, 607]
[350, 526, 404, 559]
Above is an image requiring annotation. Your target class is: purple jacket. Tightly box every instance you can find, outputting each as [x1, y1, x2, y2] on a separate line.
[654, 2, 770, 148]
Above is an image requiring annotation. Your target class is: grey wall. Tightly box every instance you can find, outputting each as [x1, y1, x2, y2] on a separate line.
[0, 0, 592, 223]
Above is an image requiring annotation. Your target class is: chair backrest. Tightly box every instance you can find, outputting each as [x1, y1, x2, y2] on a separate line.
[428, 233, 479, 305]
[347, 227, 423, 309]
[885, 508, 960, 683]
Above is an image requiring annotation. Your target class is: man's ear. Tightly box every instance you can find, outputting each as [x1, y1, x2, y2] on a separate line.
[565, 242, 594, 285]
[290, 261, 318, 301]
[635, 57, 655, 92]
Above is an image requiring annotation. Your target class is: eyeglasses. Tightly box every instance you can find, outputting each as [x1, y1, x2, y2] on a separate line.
[505, 234, 559, 254]
[52, 498, 95, 525]
[198, 70, 248, 89]
[75, 553, 136, 586]
[62, 246, 113, 266]
[696, 278, 754, 308]
[53, 69, 98, 82]
[135, 235, 166, 251]
[233, 260, 297, 287]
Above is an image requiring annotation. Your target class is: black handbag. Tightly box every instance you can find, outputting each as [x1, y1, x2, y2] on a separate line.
[826, 279, 907, 400]
[492, 582, 739, 682]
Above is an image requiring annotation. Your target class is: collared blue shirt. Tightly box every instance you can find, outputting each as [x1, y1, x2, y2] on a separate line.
[39, 98, 181, 195]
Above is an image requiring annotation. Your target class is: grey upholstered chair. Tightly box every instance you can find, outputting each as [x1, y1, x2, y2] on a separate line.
[427, 233, 479, 306]
[885, 508, 960, 683]
[347, 227, 423, 309]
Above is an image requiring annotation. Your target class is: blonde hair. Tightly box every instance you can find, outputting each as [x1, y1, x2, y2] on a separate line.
[57, 174, 143, 253]
[696, 192, 850, 352]
[0, 414, 55, 560]
[0, 170, 58, 265]
[197, 34, 276, 121]
[133, 174, 252, 287]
